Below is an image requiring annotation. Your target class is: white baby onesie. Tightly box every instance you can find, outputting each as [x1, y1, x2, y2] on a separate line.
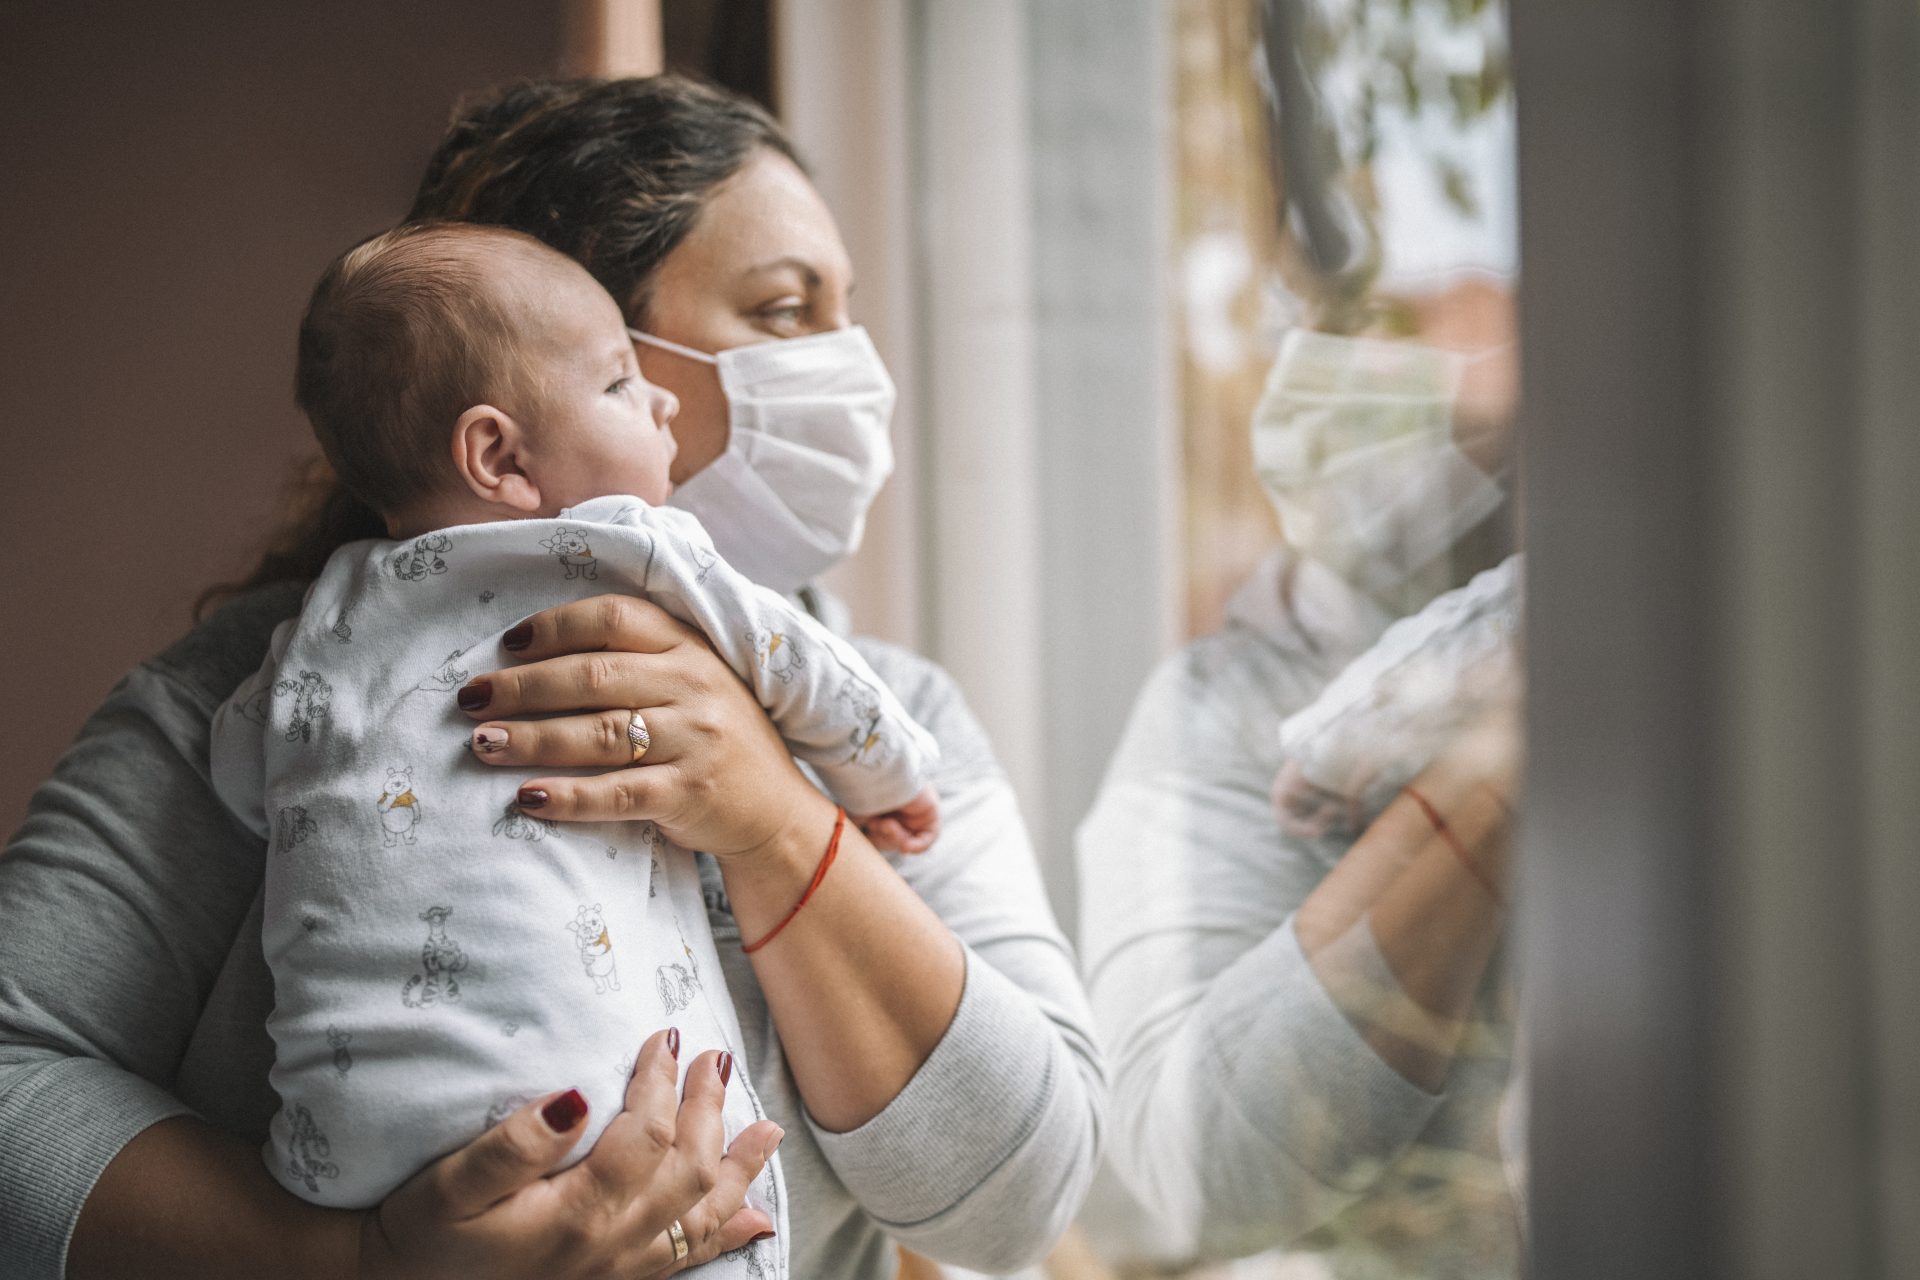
[1273, 554, 1522, 840]
[210, 494, 939, 1278]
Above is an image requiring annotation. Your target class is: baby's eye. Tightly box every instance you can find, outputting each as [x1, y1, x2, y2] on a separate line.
[607, 376, 633, 395]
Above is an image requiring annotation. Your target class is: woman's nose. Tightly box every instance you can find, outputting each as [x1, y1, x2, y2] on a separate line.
[816, 294, 854, 334]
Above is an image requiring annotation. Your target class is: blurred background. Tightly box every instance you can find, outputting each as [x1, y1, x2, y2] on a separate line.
[3, 2, 1916, 1278]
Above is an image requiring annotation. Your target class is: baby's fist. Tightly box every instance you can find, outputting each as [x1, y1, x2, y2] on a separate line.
[856, 785, 942, 854]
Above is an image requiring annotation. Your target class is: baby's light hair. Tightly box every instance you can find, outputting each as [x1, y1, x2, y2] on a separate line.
[294, 221, 564, 517]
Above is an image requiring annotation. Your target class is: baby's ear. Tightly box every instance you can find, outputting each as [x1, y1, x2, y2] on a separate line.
[453, 404, 542, 513]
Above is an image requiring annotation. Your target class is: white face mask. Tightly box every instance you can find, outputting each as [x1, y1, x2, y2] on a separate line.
[630, 324, 898, 596]
[1252, 328, 1506, 615]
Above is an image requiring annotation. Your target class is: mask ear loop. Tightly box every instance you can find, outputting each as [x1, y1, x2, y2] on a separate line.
[628, 328, 720, 366]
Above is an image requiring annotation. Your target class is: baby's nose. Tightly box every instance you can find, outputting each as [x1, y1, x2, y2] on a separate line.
[653, 385, 680, 426]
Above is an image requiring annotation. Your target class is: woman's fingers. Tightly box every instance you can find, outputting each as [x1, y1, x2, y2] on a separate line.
[512, 762, 677, 825]
[459, 651, 673, 721]
[624, 1123, 783, 1278]
[471, 708, 683, 769]
[412, 1087, 591, 1220]
[677, 1121, 784, 1262]
[583, 1033, 692, 1188]
[630, 1206, 776, 1277]
[681, 1048, 736, 1144]
[502, 595, 702, 662]
[582, 1043, 724, 1216]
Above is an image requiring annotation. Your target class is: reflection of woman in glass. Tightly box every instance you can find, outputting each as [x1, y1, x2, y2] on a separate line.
[0, 77, 1101, 1279]
[1080, 3, 1522, 1267]
[1079, 417, 1522, 1274]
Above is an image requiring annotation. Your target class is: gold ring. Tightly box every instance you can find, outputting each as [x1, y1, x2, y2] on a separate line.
[667, 1218, 689, 1261]
[626, 710, 651, 763]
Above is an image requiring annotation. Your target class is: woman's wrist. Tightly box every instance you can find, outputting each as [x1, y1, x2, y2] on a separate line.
[719, 789, 844, 938]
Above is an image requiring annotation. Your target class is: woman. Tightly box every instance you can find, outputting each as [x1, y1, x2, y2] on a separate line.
[1079, 426, 1521, 1269]
[0, 76, 1102, 1279]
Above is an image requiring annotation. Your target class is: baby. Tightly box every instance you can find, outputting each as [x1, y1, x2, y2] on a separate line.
[210, 223, 941, 1275]
[1272, 555, 1521, 841]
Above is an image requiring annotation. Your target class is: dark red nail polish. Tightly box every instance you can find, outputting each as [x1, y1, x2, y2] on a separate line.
[517, 786, 549, 809]
[541, 1088, 587, 1133]
[748, 1231, 776, 1243]
[457, 679, 493, 711]
[502, 620, 534, 651]
[718, 1052, 734, 1087]
[667, 1027, 680, 1059]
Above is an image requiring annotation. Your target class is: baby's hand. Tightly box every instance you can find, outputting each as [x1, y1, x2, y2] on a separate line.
[856, 784, 942, 854]
[1270, 757, 1366, 841]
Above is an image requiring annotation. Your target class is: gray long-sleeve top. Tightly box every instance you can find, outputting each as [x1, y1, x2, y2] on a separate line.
[1076, 551, 1518, 1276]
[0, 582, 1104, 1279]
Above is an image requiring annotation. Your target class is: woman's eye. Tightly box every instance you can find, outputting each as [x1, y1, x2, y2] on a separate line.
[757, 301, 807, 332]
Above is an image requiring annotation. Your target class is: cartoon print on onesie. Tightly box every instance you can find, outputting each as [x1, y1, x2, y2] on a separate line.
[329, 608, 353, 643]
[655, 933, 701, 1017]
[835, 672, 888, 765]
[390, 533, 452, 582]
[274, 805, 319, 851]
[688, 540, 717, 583]
[413, 648, 471, 694]
[275, 670, 332, 743]
[632, 821, 668, 893]
[401, 906, 468, 1007]
[283, 1104, 340, 1194]
[748, 628, 806, 684]
[567, 904, 620, 993]
[484, 1094, 533, 1129]
[326, 1025, 353, 1079]
[492, 803, 554, 842]
[539, 527, 598, 580]
[719, 1243, 775, 1279]
[234, 684, 271, 726]
[376, 767, 422, 847]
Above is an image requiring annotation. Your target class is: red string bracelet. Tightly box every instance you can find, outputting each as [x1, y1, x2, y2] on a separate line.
[741, 807, 846, 955]
[1403, 786, 1506, 909]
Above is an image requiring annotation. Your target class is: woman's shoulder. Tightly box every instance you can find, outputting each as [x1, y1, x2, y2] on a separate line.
[146, 582, 307, 710]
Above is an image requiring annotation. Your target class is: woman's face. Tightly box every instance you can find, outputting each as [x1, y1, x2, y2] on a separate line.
[633, 148, 856, 484]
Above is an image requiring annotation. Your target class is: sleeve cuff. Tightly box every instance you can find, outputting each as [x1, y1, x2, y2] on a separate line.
[806, 947, 1057, 1227]
[0, 1056, 196, 1280]
[1202, 916, 1445, 1194]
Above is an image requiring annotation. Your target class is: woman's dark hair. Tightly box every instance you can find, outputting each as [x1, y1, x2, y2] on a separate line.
[409, 75, 801, 318]
[201, 74, 802, 614]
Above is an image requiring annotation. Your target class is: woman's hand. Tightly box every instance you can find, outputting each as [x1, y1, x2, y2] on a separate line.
[458, 595, 835, 861]
[361, 1031, 781, 1279]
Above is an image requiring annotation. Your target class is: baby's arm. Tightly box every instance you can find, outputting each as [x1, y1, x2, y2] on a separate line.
[583, 499, 941, 846]
[206, 619, 298, 839]
[1275, 554, 1522, 838]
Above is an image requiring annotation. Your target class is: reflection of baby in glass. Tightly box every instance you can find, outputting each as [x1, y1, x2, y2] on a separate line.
[208, 224, 938, 1256]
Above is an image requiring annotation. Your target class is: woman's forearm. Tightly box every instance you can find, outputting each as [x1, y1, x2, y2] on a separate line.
[68, 1115, 359, 1280]
[723, 795, 966, 1134]
[1297, 760, 1513, 1091]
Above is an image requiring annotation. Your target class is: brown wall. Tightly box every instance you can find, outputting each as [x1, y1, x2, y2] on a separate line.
[0, 2, 567, 835]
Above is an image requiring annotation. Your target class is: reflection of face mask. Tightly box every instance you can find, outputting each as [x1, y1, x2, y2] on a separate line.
[1252, 328, 1505, 615]
[629, 325, 897, 596]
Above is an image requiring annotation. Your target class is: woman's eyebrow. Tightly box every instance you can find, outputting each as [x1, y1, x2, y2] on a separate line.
[739, 255, 823, 286]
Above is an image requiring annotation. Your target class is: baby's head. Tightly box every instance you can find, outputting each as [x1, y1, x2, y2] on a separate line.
[295, 222, 678, 536]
